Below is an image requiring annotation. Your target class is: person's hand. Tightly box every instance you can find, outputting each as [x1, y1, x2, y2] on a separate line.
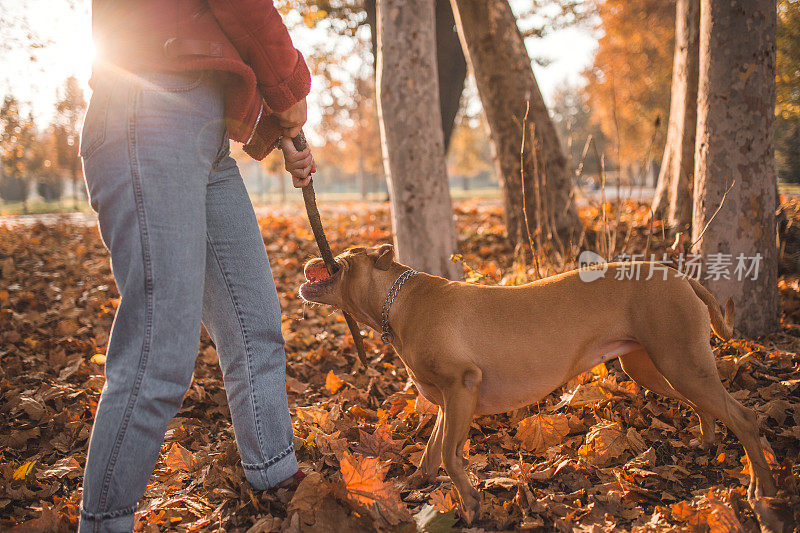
[279, 135, 316, 187]
[273, 98, 307, 138]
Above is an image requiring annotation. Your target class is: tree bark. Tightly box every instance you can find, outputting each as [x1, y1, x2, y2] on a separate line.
[451, 0, 581, 248]
[377, 0, 460, 279]
[365, 0, 466, 151]
[652, 0, 700, 230]
[692, 0, 778, 337]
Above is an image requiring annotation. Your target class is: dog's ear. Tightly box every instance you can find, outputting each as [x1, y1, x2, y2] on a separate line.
[373, 244, 394, 270]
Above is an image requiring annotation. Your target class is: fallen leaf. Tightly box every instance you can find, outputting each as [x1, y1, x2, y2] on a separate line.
[355, 424, 403, 459]
[339, 452, 410, 525]
[13, 460, 36, 481]
[414, 504, 458, 533]
[164, 442, 193, 472]
[325, 370, 345, 394]
[286, 471, 329, 526]
[36, 457, 82, 480]
[579, 421, 629, 466]
[515, 413, 570, 453]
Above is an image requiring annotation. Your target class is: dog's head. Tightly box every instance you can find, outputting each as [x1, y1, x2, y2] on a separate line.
[299, 244, 399, 318]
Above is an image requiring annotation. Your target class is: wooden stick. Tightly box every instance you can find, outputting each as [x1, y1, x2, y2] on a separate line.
[292, 131, 368, 367]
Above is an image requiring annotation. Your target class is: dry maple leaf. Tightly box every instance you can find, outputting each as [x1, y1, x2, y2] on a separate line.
[339, 452, 389, 507]
[286, 471, 330, 526]
[550, 382, 613, 411]
[515, 413, 570, 453]
[295, 406, 335, 433]
[325, 370, 346, 394]
[163, 442, 194, 472]
[355, 424, 403, 459]
[429, 487, 458, 512]
[578, 421, 629, 466]
[339, 452, 410, 525]
[671, 492, 744, 533]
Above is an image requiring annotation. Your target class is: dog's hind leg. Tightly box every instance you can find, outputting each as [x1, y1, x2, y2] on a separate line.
[646, 342, 776, 499]
[620, 348, 717, 446]
[408, 408, 443, 488]
[441, 365, 482, 525]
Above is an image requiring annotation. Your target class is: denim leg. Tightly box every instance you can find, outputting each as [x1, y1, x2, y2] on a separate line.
[201, 153, 298, 489]
[79, 71, 226, 532]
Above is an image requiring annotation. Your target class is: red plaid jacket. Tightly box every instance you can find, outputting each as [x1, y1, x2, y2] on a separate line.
[91, 0, 311, 159]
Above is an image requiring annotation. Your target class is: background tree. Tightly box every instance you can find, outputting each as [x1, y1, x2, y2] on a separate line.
[34, 128, 64, 202]
[308, 19, 384, 199]
[377, 0, 459, 278]
[277, 0, 467, 152]
[651, 0, 700, 230]
[549, 82, 609, 179]
[583, 0, 674, 175]
[447, 110, 494, 190]
[280, 0, 594, 158]
[52, 76, 85, 209]
[0, 96, 35, 206]
[775, 0, 800, 183]
[451, 0, 581, 250]
[365, 0, 467, 151]
[692, 0, 778, 337]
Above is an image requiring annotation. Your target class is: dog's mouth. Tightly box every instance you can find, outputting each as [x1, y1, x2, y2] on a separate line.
[299, 262, 339, 301]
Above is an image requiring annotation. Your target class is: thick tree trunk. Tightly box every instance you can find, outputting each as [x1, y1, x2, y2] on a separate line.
[652, 0, 700, 230]
[377, 0, 460, 279]
[692, 0, 778, 337]
[365, 0, 466, 150]
[451, 0, 581, 248]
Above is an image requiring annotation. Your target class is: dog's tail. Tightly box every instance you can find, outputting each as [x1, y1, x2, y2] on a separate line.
[687, 277, 734, 339]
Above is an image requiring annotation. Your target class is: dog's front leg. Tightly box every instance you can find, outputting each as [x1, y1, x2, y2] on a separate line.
[441, 366, 482, 525]
[408, 407, 443, 488]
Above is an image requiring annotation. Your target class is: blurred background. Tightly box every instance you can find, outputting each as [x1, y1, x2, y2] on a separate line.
[0, 0, 797, 214]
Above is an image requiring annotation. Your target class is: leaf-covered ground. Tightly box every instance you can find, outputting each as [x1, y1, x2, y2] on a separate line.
[2, 199, 799, 532]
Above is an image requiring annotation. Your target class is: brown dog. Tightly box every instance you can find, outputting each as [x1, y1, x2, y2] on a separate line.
[299, 244, 776, 523]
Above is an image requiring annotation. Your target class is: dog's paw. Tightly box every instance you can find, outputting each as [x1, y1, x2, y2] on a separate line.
[459, 494, 481, 526]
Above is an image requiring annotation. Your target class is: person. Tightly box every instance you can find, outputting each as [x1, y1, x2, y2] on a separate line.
[78, 2, 315, 531]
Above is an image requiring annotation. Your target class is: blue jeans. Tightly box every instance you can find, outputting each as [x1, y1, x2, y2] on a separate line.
[78, 70, 297, 532]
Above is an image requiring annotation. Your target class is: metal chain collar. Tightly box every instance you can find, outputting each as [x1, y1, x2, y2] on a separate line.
[380, 269, 418, 343]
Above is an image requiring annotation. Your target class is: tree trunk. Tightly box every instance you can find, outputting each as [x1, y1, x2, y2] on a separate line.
[451, 0, 581, 249]
[357, 141, 367, 199]
[365, 0, 466, 150]
[652, 0, 700, 230]
[692, 0, 777, 337]
[278, 169, 286, 204]
[435, 0, 468, 152]
[377, 0, 460, 279]
[71, 171, 78, 210]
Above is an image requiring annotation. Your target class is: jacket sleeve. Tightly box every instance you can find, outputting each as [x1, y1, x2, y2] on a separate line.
[208, 0, 311, 113]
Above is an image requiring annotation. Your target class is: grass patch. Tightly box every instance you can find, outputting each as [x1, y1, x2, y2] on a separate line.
[0, 199, 92, 216]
